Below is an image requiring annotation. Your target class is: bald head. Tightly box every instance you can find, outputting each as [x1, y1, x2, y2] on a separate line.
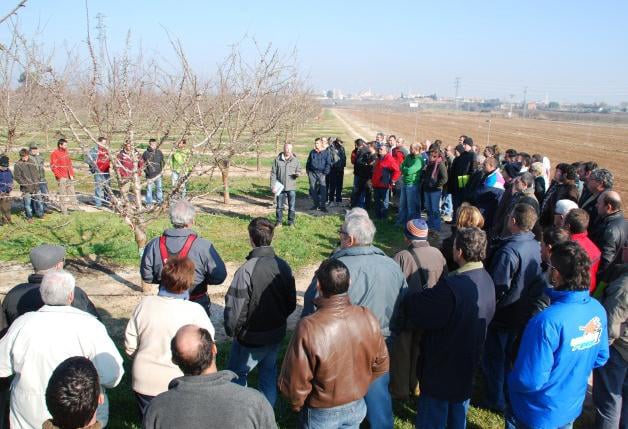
[171, 325, 216, 376]
[597, 190, 622, 216]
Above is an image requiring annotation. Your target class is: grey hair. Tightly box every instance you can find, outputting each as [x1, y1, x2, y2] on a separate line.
[40, 270, 75, 306]
[343, 211, 376, 246]
[170, 199, 196, 228]
[589, 168, 614, 190]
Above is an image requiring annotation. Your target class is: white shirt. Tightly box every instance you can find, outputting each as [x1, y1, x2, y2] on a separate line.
[0, 305, 124, 429]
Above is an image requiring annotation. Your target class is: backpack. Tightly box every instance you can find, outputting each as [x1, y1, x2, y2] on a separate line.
[159, 234, 197, 264]
[328, 145, 340, 165]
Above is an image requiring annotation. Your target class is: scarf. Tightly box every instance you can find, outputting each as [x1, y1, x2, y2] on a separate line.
[430, 155, 443, 180]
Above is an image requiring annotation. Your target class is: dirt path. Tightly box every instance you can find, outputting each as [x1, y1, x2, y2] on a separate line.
[331, 108, 379, 141]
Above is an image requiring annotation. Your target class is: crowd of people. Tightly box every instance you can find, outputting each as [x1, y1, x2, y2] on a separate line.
[0, 127, 625, 429]
[0, 137, 192, 223]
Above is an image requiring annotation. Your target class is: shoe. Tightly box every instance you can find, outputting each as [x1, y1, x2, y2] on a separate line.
[288, 223, 295, 228]
[320, 207, 328, 213]
[275, 222, 282, 228]
[442, 214, 453, 223]
[26, 218, 34, 223]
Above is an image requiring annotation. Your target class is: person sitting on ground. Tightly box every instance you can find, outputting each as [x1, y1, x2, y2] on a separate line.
[2, 244, 100, 327]
[507, 241, 609, 429]
[390, 218, 447, 399]
[0, 270, 123, 429]
[405, 227, 496, 428]
[125, 257, 215, 419]
[44, 357, 104, 429]
[279, 259, 389, 428]
[564, 208, 601, 294]
[143, 325, 277, 429]
[224, 217, 296, 406]
[141, 199, 227, 315]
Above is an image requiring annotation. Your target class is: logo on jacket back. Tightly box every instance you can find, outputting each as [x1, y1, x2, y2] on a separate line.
[570, 316, 602, 351]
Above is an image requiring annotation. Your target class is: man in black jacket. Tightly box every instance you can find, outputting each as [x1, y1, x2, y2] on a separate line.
[142, 139, 165, 206]
[224, 217, 296, 406]
[404, 227, 495, 428]
[306, 138, 331, 212]
[2, 244, 100, 326]
[350, 142, 377, 209]
[591, 190, 626, 282]
[448, 138, 476, 218]
[13, 149, 44, 220]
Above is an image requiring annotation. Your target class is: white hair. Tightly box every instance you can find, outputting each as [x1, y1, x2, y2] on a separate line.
[343, 210, 376, 246]
[40, 270, 75, 306]
[170, 199, 196, 228]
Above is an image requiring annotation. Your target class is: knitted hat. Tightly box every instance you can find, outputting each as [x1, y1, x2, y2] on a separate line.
[0, 155, 8, 167]
[554, 199, 579, 216]
[30, 244, 66, 272]
[29, 142, 38, 149]
[405, 219, 429, 241]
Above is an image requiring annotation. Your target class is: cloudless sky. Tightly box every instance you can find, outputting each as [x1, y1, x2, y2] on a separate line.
[4, 0, 628, 103]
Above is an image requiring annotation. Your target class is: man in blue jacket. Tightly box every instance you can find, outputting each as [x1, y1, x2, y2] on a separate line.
[405, 227, 495, 428]
[483, 203, 543, 412]
[507, 241, 609, 429]
[305, 137, 331, 212]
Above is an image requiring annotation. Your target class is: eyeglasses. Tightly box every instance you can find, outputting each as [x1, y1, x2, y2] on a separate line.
[338, 228, 348, 236]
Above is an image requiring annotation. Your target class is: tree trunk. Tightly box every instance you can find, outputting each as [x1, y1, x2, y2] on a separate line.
[221, 161, 230, 204]
[133, 222, 153, 293]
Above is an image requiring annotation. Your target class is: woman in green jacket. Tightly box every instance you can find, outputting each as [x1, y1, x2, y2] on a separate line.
[397, 142, 424, 225]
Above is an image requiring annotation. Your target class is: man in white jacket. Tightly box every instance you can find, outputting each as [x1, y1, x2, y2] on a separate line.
[0, 270, 124, 429]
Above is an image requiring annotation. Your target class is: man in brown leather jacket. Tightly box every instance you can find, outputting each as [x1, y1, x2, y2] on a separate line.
[278, 259, 389, 428]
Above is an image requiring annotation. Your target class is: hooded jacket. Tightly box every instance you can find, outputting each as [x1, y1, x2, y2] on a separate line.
[372, 152, 401, 189]
[508, 289, 609, 429]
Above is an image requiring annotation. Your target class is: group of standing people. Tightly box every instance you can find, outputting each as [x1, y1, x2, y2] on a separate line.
[0, 137, 193, 223]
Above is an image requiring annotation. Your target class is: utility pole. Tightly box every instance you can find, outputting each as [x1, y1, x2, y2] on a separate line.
[454, 77, 461, 111]
[522, 86, 528, 119]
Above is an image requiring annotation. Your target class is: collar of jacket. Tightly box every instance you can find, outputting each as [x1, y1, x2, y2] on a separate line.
[168, 370, 237, 390]
[164, 227, 197, 237]
[571, 232, 590, 241]
[247, 246, 276, 260]
[409, 241, 430, 249]
[545, 287, 591, 304]
[503, 231, 536, 243]
[332, 245, 386, 259]
[27, 273, 44, 284]
[453, 261, 484, 275]
[312, 293, 350, 310]
[43, 420, 102, 429]
[601, 210, 624, 224]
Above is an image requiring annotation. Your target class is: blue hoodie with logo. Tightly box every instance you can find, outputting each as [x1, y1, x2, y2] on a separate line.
[508, 289, 609, 428]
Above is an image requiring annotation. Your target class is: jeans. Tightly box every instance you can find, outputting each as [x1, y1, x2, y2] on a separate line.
[397, 184, 420, 225]
[171, 171, 187, 197]
[227, 339, 280, 406]
[374, 187, 390, 219]
[441, 191, 453, 216]
[308, 171, 327, 209]
[504, 404, 573, 429]
[39, 182, 49, 210]
[146, 176, 163, 205]
[22, 193, 43, 219]
[415, 394, 470, 429]
[482, 325, 516, 412]
[299, 399, 366, 429]
[351, 176, 371, 209]
[424, 191, 442, 231]
[593, 346, 627, 429]
[365, 369, 393, 428]
[327, 168, 344, 203]
[276, 190, 296, 224]
[94, 172, 110, 207]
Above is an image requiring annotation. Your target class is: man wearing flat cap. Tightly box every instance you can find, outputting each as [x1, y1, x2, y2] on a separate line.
[2, 244, 100, 327]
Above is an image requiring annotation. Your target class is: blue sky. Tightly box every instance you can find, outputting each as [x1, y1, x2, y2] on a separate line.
[4, 0, 628, 103]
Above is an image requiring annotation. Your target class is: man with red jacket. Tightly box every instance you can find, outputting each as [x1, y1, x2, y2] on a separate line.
[50, 138, 78, 214]
[116, 140, 144, 205]
[372, 144, 401, 220]
[565, 208, 601, 294]
[87, 137, 111, 208]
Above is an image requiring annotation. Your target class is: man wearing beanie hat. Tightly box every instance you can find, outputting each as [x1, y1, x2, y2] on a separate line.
[0, 155, 13, 225]
[2, 244, 100, 326]
[390, 218, 448, 399]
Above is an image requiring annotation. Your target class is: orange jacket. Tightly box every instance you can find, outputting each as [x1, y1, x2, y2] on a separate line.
[50, 148, 74, 179]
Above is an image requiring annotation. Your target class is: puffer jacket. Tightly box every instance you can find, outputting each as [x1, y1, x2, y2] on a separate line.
[278, 294, 389, 411]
